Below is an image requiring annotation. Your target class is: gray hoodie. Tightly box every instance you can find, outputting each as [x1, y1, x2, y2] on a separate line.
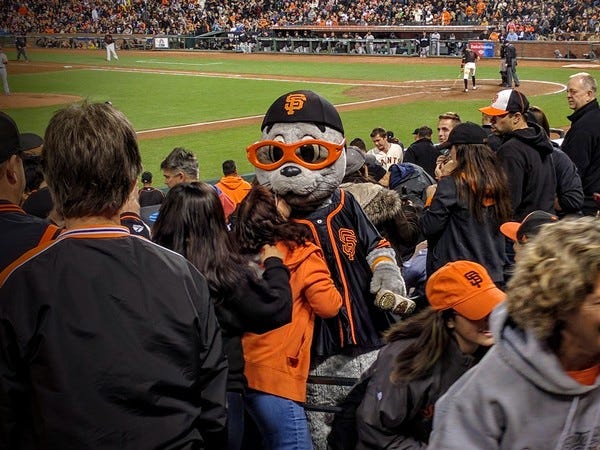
[429, 302, 600, 449]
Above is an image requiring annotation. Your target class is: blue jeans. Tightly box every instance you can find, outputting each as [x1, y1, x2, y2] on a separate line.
[228, 392, 244, 450]
[245, 391, 313, 450]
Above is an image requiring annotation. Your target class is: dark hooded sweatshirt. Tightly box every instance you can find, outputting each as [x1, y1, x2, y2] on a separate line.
[496, 122, 556, 220]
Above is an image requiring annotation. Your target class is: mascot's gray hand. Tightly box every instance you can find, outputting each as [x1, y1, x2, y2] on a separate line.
[367, 247, 407, 296]
[370, 260, 407, 297]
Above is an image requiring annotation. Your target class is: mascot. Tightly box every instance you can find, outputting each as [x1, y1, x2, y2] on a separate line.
[246, 90, 415, 447]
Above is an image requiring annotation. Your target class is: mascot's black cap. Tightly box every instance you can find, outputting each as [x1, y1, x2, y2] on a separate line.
[261, 90, 344, 135]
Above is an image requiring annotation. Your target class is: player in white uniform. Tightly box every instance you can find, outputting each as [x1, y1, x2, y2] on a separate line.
[461, 45, 480, 92]
[0, 46, 9, 95]
[104, 34, 119, 61]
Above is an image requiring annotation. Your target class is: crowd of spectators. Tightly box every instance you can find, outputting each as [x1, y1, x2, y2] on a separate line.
[1, 0, 600, 42]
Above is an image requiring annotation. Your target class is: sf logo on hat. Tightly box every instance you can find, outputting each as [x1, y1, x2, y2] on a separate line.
[284, 93, 307, 116]
[464, 270, 484, 288]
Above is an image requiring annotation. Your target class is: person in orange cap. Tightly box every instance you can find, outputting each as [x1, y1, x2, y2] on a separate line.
[500, 209, 559, 261]
[329, 260, 504, 449]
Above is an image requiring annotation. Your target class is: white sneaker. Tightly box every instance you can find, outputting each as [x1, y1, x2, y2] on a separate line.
[472, 86, 478, 90]
[464, 88, 468, 92]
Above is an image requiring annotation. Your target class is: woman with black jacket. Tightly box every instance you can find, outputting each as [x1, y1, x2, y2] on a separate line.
[152, 181, 292, 450]
[420, 122, 512, 286]
[329, 260, 504, 449]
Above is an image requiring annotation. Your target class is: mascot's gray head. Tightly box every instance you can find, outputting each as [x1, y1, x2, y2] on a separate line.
[247, 90, 347, 211]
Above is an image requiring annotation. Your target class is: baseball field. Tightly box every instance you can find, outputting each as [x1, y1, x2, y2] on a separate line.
[2, 47, 598, 183]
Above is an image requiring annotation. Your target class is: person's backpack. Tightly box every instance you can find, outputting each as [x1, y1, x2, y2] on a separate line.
[388, 162, 436, 207]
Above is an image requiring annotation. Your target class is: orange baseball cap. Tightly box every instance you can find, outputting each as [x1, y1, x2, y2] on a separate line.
[426, 261, 505, 320]
[500, 210, 559, 244]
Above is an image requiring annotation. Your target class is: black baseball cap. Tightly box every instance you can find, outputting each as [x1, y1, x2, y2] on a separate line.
[261, 90, 344, 135]
[438, 122, 487, 149]
[141, 171, 153, 183]
[414, 126, 433, 138]
[479, 89, 530, 116]
[500, 210, 559, 244]
[0, 112, 44, 163]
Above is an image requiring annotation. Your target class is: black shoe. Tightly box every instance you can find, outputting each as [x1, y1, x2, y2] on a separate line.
[515, 84, 520, 87]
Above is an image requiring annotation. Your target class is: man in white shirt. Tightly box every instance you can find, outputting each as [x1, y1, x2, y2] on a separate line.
[367, 127, 404, 170]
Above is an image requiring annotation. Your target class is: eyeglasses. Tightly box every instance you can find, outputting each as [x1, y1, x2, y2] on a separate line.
[246, 138, 345, 171]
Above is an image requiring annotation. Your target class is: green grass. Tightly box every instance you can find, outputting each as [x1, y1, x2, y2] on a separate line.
[6, 48, 582, 184]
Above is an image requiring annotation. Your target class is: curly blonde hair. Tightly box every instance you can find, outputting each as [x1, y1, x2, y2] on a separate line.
[507, 217, 600, 343]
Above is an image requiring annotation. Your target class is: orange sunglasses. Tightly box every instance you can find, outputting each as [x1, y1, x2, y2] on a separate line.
[246, 138, 345, 171]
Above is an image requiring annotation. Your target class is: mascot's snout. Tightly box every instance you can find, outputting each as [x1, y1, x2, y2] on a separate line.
[281, 166, 302, 177]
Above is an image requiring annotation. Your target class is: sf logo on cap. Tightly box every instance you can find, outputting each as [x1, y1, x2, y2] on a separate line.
[284, 93, 307, 116]
[464, 270, 483, 288]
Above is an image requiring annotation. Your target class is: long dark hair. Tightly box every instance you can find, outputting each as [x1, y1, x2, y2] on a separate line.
[386, 308, 455, 384]
[450, 143, 512, 224]
[152, 181, 247, 301]
[234, 185, 312, 254]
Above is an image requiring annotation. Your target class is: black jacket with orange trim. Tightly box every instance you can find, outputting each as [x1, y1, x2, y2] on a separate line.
[0, 227, 228, 449]
[0, 199, 59, 272]
[293, 188, 397, 357]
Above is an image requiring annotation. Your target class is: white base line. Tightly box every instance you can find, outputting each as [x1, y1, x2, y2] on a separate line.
[135, 60, 224, 66]
[137, 92, 425, 134]
[83, 66, 566, 134]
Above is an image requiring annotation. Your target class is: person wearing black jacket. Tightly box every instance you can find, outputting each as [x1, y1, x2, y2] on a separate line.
[562, 72, 600, 216]
[527, 105, 584, 216]
[151, 181, 292, 450]
[15, 33, 29, 62]
[404, 126, 438, 179]
[504, 41, 520, 88]
[420, 122, 512, 285]
[328, 260, 504, 449]
[479, 89, 556, 221]
[0, 113, 59, 272]
[0, 102, 228, 449]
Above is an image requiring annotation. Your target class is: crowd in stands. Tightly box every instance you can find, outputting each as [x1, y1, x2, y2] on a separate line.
[1, 0, 600, 42]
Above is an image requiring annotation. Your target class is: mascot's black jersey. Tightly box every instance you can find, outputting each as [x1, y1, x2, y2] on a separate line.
[294, 188, 397, 356]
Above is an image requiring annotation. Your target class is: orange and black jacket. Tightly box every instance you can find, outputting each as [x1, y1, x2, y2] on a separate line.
[0, 199, 59, 272]
[293, 188, 396, 357]
[1, 199, 148, 273]
[0, 227, 228, 448]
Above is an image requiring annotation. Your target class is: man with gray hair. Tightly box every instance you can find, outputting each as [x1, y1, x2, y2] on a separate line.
[160, 147, 236, 220]
[561, 72, 600, 215]
[0, 102, 228, 448]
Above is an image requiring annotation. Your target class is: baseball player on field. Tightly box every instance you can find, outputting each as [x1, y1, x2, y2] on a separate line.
[461, 44, 480, 92]
[104, 34, 119, 62]
[0, 46, 9, 95]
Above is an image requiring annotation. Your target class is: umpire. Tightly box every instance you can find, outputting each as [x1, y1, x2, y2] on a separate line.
[15, 33, 29, 62]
